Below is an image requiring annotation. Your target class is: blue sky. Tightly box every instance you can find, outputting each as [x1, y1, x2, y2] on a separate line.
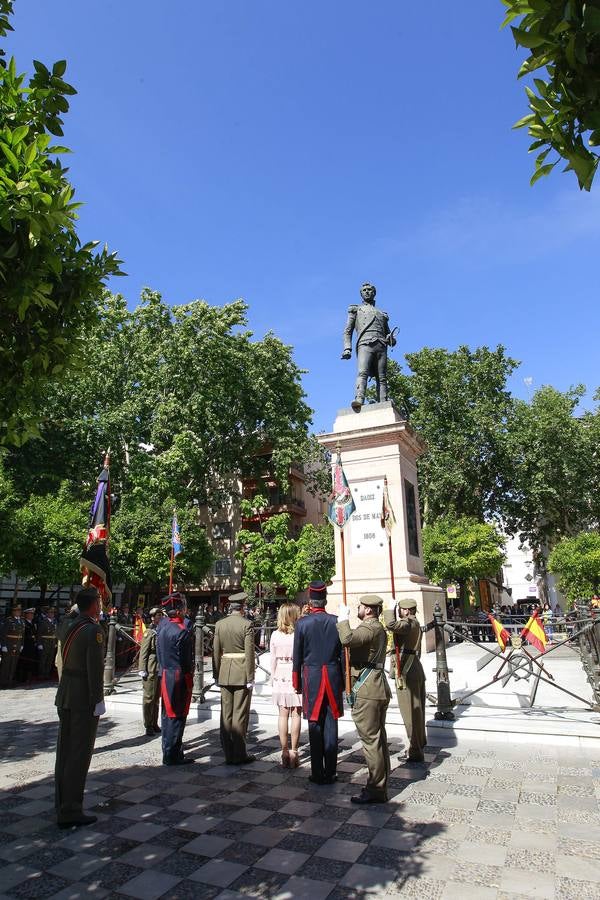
[7, 1, 600, 432]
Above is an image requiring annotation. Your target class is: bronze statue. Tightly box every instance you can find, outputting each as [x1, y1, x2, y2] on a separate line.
[341, 283, 397, 412]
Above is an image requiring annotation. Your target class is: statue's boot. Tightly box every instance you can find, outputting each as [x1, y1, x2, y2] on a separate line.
[351, 394, 364, 412]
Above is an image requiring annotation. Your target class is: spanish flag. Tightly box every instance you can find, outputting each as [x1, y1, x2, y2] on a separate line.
[521, 610, 548, 653]
[487, 613, 510, 652]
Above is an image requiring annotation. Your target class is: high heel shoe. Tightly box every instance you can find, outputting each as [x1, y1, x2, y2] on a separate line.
[289, 750, 299, 768]
[281, 748, 290, 767]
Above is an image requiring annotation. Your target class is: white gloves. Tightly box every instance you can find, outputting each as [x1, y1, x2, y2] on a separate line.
[1, 646, 7, 653]
[384, 596, 396, 611]
[37, 644, 43, 650]
[94, 701, 106, 717]
[246, 682, 254, 690]
[337, 605, 350, 623]
[138, 671, 148, 679]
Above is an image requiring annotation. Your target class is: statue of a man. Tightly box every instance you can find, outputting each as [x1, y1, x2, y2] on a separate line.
[341, 282, 397, 412]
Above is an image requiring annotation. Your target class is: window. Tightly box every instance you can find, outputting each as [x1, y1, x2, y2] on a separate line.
[214, 558, 232, 576]
[211, 522, 232, 540]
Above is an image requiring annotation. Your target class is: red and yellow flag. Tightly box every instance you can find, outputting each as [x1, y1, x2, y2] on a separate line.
[521, 610, 548, 653]
[133, 614, 147, 644]
[487, 613, 510, 652]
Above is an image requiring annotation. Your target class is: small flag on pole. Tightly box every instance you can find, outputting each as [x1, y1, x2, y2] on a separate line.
[80, 453, 112, 603]
[487, 613, 510, 652]
[380, 476, 396, 538]
[521, 610, 548, 653]
[172, 512, 182, 557]
[327, 454, 356, 529]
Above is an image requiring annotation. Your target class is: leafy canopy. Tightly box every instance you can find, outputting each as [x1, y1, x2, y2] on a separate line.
[236, 495, 334, 600]
[548, 531, 600, 601]
[422, 516, 506, 586]
[386, 345, 517, 523]
[502, 0, 600, 190]
[0, 0, 122, 446]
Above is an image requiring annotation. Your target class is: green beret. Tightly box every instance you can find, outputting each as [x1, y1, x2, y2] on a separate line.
[398, 598, 417, 611]
[359, 594, 384, 608]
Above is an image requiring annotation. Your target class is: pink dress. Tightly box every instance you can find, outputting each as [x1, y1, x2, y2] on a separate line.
[270, 630, 302, 708]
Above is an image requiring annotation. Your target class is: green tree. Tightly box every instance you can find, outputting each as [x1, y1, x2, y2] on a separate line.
[236, 497, 334, 600]
[502, 0, 600, 190]
[0, 2, 122, 446]
[504, 385, 596, 568]
[386, 346, 518, 523]
[11, 483, 87, 603]
[548, 532, 600, 602]
[0, 453, 16, 572]
[422, 516, 506, 599]
[111, 496, 213, 592]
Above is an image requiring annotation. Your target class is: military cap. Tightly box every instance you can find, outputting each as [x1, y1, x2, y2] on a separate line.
[398, 598, 417, 611]
[358, 594, 384, 608]
[228, 591, 248, 610]
[24, 607, 35, 614]
[11, 604, 22, 613]
[149, 606, 161, 616]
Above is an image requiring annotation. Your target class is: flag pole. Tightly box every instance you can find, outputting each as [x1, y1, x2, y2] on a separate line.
[169, 508, 175, 594]
[340, 527, 352, 698]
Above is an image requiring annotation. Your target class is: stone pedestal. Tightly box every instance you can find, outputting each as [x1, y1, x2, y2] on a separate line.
[318, 401, 444, 651]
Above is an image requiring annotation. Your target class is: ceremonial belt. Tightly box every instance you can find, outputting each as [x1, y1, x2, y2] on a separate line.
[5, 634, 21, 638]
[40, 635, 56, 640]
[349, 661, 385, 707]
[222, 652, 246, 658]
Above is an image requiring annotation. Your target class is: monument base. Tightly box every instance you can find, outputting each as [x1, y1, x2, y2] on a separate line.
[318, 401, 445, 651]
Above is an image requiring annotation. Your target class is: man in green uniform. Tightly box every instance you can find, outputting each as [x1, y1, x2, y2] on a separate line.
[0, 604, 25, 688]
[384, 597, 427, 764]
[55, 587, 105, 828]
[213, 592, 256, 765]
[139, 606, 162, 736]
[37, 607, 57, 680]
[337, 595, 391, 804]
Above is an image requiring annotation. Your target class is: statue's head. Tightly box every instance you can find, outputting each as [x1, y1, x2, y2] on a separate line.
[360, 282, 376, 305]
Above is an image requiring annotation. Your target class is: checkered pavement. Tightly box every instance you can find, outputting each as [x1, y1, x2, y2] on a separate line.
[1, 685, 600, 899]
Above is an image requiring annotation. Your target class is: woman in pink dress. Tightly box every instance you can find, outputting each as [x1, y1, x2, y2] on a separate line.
[270, 602, 303, 767]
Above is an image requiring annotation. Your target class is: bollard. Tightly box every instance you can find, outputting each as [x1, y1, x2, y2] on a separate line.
[433, 600, 454, 720]
[103, 612, 117, 696]
[192, 605, 206, 703]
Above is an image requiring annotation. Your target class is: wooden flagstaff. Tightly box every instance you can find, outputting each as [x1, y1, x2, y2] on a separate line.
[169, 508, 176, 595]
[383, 475, 401, 675]
[340, 527, 352, 697]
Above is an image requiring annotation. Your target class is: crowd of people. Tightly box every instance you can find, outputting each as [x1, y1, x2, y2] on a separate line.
[49, 579, 428, 828]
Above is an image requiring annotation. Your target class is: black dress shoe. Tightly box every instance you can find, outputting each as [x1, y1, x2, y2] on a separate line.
[322, 775, 338, 785]
[404, 756, 425, 766]
[236, 755, 256, 765]
[308, 775, 324, 785]
[350, 792, 388, 805]
[145, 729, 155, 736]
[153, 726, 161, 734]
[57, 814, 97, 829]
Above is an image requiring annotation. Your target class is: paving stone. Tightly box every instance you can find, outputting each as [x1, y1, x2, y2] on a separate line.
[190, 859, 248, 888]
[158, 879, 221, 900]
[274, 875, 334, 900]
[339, 862, 396, 893]
[118, 869, 181, 900]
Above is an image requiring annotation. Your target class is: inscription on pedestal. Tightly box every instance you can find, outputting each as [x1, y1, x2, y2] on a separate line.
[350, 479, 386, 555]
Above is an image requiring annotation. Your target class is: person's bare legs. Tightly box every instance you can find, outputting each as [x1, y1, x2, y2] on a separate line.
[278, 707, 290, 765]
[289, 706, 302, 767]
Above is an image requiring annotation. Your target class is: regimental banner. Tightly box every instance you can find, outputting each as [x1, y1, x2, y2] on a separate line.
[349, 479, 387, 556]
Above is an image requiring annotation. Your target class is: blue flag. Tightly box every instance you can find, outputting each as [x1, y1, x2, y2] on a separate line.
[327, 454, 356, 529]
[172, 512, 182, 557]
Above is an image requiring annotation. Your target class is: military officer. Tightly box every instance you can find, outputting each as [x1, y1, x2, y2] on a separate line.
[384, 597, 427, 764]
[157, 593, 194, 765]
[139, 606, 162, 736]
[37, 607, 58, 679]
[341, 282, 396, 411]
[0, 604, 25, 688]
[337, 595, 391, 803]
[55, 587, 105, 828]
[292, 581, 344, 784]
[213, 592, 256, 765]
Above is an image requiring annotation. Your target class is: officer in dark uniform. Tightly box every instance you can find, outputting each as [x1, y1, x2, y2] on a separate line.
[337, 595, 391, 804]
[55, 587, 105, 828]
[384, 597, 427, 764]
[37, 607, 58, 679]
[341, 282, 397, 411]
[157, 593, 193, 765]
[212, 592, 256, 765]
[0, 604, 25, 687]
[292, 581, 344, 784]
[139, 606, 162, 736]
